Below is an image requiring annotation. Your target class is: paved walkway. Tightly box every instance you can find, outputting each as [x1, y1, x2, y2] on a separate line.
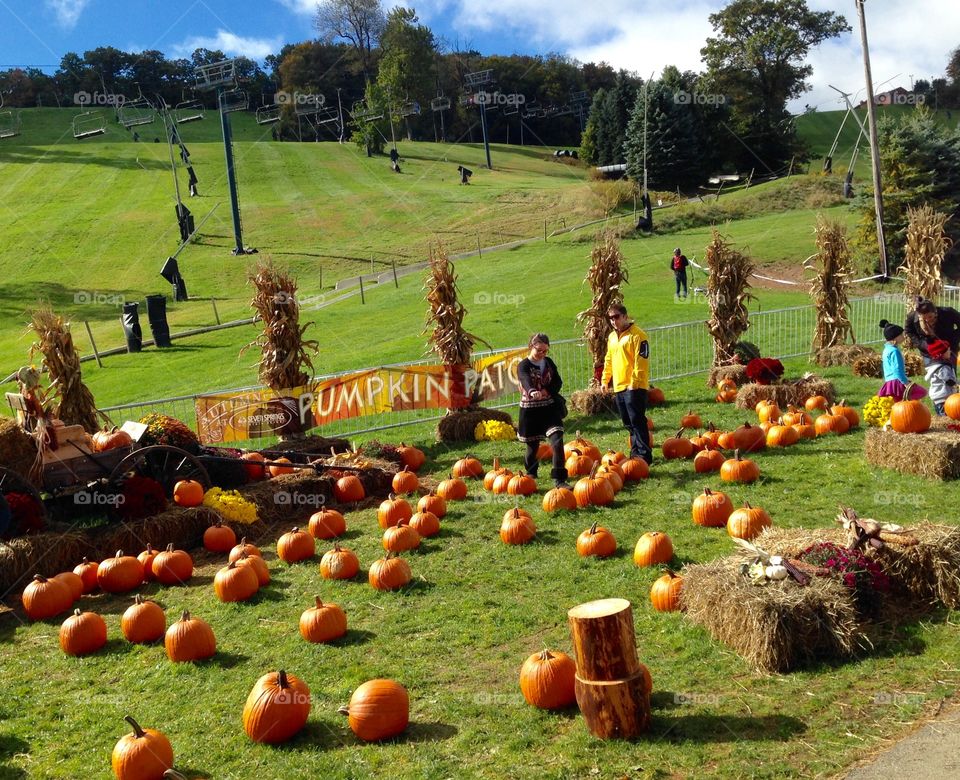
[844, 702, 960, 778]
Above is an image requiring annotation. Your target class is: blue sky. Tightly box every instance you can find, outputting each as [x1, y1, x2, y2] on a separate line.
[2, 1, 958, 112]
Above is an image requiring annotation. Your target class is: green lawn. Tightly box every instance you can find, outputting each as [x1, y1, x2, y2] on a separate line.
[2, 359, 958, 779]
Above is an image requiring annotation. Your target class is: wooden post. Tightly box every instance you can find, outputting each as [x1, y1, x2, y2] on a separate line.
[211, 298, 221, 325]
[568, 598, 651, 739]
[544, 219, 548, 242]
[477, 233, 482, 257]
[83, 321, 103, 368]
[392, 260, 399, 288]
[359, 277, 365, 304]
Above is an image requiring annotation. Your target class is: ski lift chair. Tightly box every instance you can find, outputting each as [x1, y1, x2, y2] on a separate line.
[219, 90, 249, 113]
[175, 99, 204, 124]
[256, 105, 281, 124]
[72, 111, 106, 139]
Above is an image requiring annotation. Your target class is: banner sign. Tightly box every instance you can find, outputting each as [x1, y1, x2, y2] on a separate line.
[194, 348, 526, 443]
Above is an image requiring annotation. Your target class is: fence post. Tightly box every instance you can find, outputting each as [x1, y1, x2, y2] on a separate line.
[544, 219, 548, 242]
[477, 233, 482, 258]
[211, 298, 221, 325]
[84, 321, 103, 368]
[392, 261, 399, 288]
[359, 277, 365, 304]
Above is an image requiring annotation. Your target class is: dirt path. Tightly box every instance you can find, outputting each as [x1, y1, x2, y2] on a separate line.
[842, 700, 960, 778]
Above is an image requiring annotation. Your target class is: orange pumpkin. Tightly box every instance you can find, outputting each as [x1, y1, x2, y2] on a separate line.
[382, 518, 421, 552]
[397, 443, 426, 471]
[59, 608, 108, 656]
[507, 471, 538, 496]
[91, 426, 133, 453]
[368, 552, 412, 590]
[542, 486, 578, 512]
[792, 421, 817, 440]
[805, 395, 829, 411]
[500, 508, 537, 544]
[111, 716, 174, 780]
[152, 544, 193, 586]
[268, 456, 295, 478]
[781, 406, 812, 426]
[437, 477, 468, 501]
[732, 422, 766, 452]
[21, 574, 73, 621]
[661, 429, 694, 460]
[164, 610, 216, 662]
[213, 561, 259, 602]
[308, 508, 347, 539]
[620, 458, 649, 481]
[576, 522, 617, 558]
[121, 595, 166, 644]
[203, 519, 237, 552]
[483, 458, 508, 491]
[890, 387, 932, 433]
[726, 502, 772, 540]
[243, 670, 311, 744]
[452, 455, 485, 478]
[137, 545, 158, 583]
[716, 387, 738, 403]
[757, 401, 781, 424]
[319, 543, 359, 580]
[339, 679, 409, 742]
[300, 597, 348, 643]
[333, 475, 366, 503]
[574, 466, 616, 508]
[416, 492, 447, 518]
[830, 399, 860, 429]
[409, 510, 441, 538]
[97, 551, 145, 594]
[52, 571, 83, 602]
[766, 421, 799, 448]
[693, 449, 725, 473]
[945, 392, 960, 421]
[73, 558, 100, 594]
[391, 466, 419, 495]
[564, 431, 601, 463]
[519, 649, 577, 709]
[378, 495, 414, 529]
[650, 570, 684, 612]
[648, 386, 666, 405]
[680, 410, 703, 430]
[228, 537, 261, 563]
[601, 450, 627, 467]
[633, 531, 674, 567]
[277, 527, 316, 563]
[241, 452, 267, 480]
[236, 551, 270, 587]
[720, 450, 760, 483]
[691, 487, 733, 527]
[595, 463, 624, 493]
[173, 479, 204, 507]
[814, 412, 850, 436]
[564, 449, 594, 478]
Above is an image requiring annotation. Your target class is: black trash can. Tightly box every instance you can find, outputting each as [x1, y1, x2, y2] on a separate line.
[121, 302, 142, 353]
[146, 294, 172, 348]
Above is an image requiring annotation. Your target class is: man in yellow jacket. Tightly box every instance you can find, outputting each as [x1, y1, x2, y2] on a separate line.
[601, 303, 653, 463]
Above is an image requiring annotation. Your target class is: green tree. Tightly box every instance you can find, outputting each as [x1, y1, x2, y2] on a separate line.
[315, 0, 385, 83]
[701, 0, 849, 172]
[579, 88, 606, 164]
[376, 7, 437, 140]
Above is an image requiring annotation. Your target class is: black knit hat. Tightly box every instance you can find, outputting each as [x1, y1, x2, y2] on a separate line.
[879, 319, 903, 341]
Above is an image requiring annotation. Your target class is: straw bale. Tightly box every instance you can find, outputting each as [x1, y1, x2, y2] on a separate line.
[706, 365, 748, 388]
[813, 344, 875, 367]
[570, 387, 618, 416]
[0, 416, 40, 483]
[436, 407, 514, 442]
[681, 556, 864, 673]
[864, 421, 960, 480]
[852, 353, 883, 378]
[239, 472, 335, 526]
[0, 531, 93, 595]
[735, 377, 834, 410]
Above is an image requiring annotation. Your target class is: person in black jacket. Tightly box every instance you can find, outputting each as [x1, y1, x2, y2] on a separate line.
[904, 298, 960, 414]
[516, 333, 570, 488]
[670, 248, 690, 298]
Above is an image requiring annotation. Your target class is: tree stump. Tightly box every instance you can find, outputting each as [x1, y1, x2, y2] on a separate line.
[568, 598, 650, 739]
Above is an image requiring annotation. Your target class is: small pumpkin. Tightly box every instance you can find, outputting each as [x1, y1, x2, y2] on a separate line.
[60, 608, 108, 656]
[382, 518, 421, 552]
[620, 458, 649, 481]
[716, 387, 738, 403]
[519, 649, 577, 709]
[564, 431, 602, 463]
[241, 451, 267, 480]
[765, 421, 799, 448]
[300, 597, 348, 643]
[726, 502, 772, 540]
[92, 426, 133, 453]
[203, 519, 237, 552]
[416, 492, 446, 518]
[397, 442, 426, 471]
[164, 610, 216, 662]
[945, 392, 960, 421]
[650, 570, 683, 612]
[890, 386, 932, 433]
[542, 486, 577, 512]
[781, 406, 812, 426]
[633, 531, 674, 567]
[111, 716, 174, 780]
[152, 544, 193, 586]
[792, 421, 817, 440]
[121, 595, 166, 644]
[661, 429, 694, 460]
[601, 450, 627, 467]
[564, 448, 595, 478]
[409, 510, 441, 538]
[172, 479, 204, 507]
[98, 551, 145, 594]
[830, 399, 860, 428]
[214, 561, 260, 602]
[691, 487, 733, 528]
[228, 537, 261, 563]
[680, 410, 703, 430]
[693, 448, 725, 473]
[21, 575, 73, 621]
[483, 458, 508, 491]
[378, 495, 414, 529]
[319, 543, 360, 580]
[243, 670, 311, 744]
[137, 544, 158, 584]
[720, 450, 760, 484]
[507, 471, 538, 496]
[805, 394, 829, 411]
[268, 456, 295, 478]
[500, 507, 536, 545]
[814, 412, 850, 436]
[491, 470, 513, 494]
[308, 508, 347, 539]
[452, 455, 484, 478]
[236, 551, 271, 586]
[576, 522, 617, 558]
[732, 422, 766, 452]
[595, 463, 624, 493]
[757, 401, 781, 424]
[536, 441, 554, 461]
[277, 527, 316, 563]
[368, 551, 412, 591]
[73, 558, 100, 594]
[333, 475, 366, 503]
[648, 386, 666, 405]
[52, 571, 83, 602]
[339, 679, 409, 742]
[574, 465, 615, 508]
[437, 476, 468, 500]
[391, 466, 419, 495]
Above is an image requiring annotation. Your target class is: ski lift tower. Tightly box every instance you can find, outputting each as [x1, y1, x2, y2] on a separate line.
[570, 91, 590, 133]
[464, 69, 494, 169]
[194, 59, 256, 255]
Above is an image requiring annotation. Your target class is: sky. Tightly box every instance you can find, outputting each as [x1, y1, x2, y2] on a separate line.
[1, 0, 957, 113]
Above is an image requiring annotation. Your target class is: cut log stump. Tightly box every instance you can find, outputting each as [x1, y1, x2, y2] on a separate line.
[575, 670, 651, 739]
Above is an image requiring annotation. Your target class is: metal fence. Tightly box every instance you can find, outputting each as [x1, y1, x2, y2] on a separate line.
[95, 291, 960, 442]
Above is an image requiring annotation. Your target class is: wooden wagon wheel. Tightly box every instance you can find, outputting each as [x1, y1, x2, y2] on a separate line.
[0, 465, 49, 532]
[108, 445, 211, 499]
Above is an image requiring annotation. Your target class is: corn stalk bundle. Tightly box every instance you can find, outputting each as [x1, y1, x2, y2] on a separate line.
[576, 231, 629, 383]
[243, 260, 318, 391]
[808, 216, 855, 352]
[422, 243, 487, 366]
[704, 230, 755, 366]
[27, 306, 98, 433]
[900, 205, 951, 309]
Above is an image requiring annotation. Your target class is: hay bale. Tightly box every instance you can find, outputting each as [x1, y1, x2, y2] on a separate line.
[813, 344, 876, 367]
[99, 506, 230, 556]
[263, 435, 351, 457]
[436, 407, 514, 442]
[735, 376, 835, 410]
[706, 365, 748, 388]
[0, 531, 94, 594]
[681, 556, 864, 673]
[0, 416, 39, 483]
[570, 387, 618, 416]
[239, 472, 335, 526]
[864, 421, 960, 480]
[852, 353, 883, 378]
[905, 353, 925, 377]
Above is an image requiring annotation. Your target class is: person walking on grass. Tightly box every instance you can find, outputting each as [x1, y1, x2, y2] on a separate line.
[517, 334, 570, 489]
[877, 320, 927, 402]
[670, 248, 689, 298]
[904, 298, 960, 415]
[601, 304, 653, 464]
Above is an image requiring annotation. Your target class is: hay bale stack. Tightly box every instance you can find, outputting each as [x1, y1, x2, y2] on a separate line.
[100, 506, 228, 555]
[852, 353, 883, 378]
[436, 407, 514, 442]
[570, 388, 618, 416]
[706, 365, 748, 388]
[864, 421, 960, 480]
[239, 472, 335, 526]
[0, 531, 94, 594]
[735, 377, 835, 410]
[814, 344, 875, 367]
[681, 556, 863, 673]
[264, 435, 351, 457]
[0, 416, 39, 482]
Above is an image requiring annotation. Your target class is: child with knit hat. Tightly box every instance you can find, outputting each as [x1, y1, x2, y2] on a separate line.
[877, 320, 927, 401]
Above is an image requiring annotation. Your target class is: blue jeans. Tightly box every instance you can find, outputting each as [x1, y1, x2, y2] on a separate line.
[615, 388, 653, 463]
[675, 272, 687, 297]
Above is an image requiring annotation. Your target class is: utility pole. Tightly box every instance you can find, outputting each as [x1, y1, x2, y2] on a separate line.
[855, 0, 889, 280]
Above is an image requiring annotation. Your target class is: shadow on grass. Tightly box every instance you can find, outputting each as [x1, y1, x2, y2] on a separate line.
[200, 650, 250, 669]
[0, 733, 30, 770]
[328, 628, 376, 647]
[650, 708, 806, 743]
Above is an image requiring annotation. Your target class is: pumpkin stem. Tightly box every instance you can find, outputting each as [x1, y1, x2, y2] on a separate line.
[134, 594, 143, 604]
[337, 705, 350, 716]
[589, 522, 599, 534]
[115, 550, 124, 557]
[315, 596, 323, 608]
[744, 501, 752, 509]
[538, 648, 554, 661]
[124, 715, 146, 739]
[703, 487, 712, 495]
[277, 670, 290, 689]
[166, 543, 174, 552]
[32, 574, 47, 582]
[180, 610, 190, 622]
[73, 608, 81, 616]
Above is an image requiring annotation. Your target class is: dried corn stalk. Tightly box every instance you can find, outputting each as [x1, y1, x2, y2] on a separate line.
[27, 305, 99, 432]
[900, 205, 951, 310]
[576, 231, 629, 384]
[705, 230, 755, 366]
[422, 243, 488, 365]
[808, 216, 855, 352]
[242, 259, 318, 391]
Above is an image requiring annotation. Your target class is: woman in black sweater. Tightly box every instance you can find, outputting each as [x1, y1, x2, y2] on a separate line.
[517, 333, 570, 488]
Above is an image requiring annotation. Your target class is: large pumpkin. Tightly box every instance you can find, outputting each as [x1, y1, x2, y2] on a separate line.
[633, 531, 673, 567]
[661, 429, 694, 460]
[236, 551, 271, 587]
[368, 552, 412, 590]
[111, 716, 174, 780]
[693, 449, 724, 473]
[308, 508, 347, 539]
[945, 392, 960, 421]
[98, 551, 145, 594]
[691, 487, 733, 527]
[121, 595, 166, 644]
[152, 544, 193, 586]
[680, 410, 703, 430]
[339, 679, 409, 742]
[203, 519, 237, 553]
[378, 495, 414, 529]
[437, 476, 468, 500]
[519, 649, 577, 709]
[320, 543, 360, 580]
[830, 399, 860, 429]
[890, 387, 932, 433]
[172, 479, 204, 507]
[397, 443, 426, 471]
[500, 507, 536, 544]
[576, 522, 617, 558]
[620, 458, 650, 481]
[765, 421, 799, 448]
[507, 471, 538, 496]
[228, 537, 261, 563]
[814, 412, 850, 436]
[416, 492, 446, 518]
[241, 451, 267, 480]
[720, 450, 760, 484]
[452, 455, 484, 479]
[542, 486, 577, 512]
[573, 467, 615, 508]
[391, 466, 419, 495]
[277, 527, 316, 563]
[52, 571, 83, 602]
[564, 449, 595, 478]
[243, 670, 311, 744]
[300, 597, 348, 643]
[726, 502, 772, 540]
[732, 422, 766, 452]
[409, 510, 441, 538]
[650, 570, 683, 612]
[564, 432, 602, 463]
[59, 608, 108, 656]
[382, 518, 421, 552]
[165, 610, 216, 662]
[333, 475, 366, 503]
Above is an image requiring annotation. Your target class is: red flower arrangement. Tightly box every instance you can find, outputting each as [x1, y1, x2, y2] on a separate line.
[798, 541, 889, 612]
[0, 492, 46, 538]
[117, 476, 168, 520]
[745, 358, 785, 385]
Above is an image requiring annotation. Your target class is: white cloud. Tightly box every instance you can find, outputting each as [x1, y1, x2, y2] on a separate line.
[275, 0, 319, 15]
[46, 0, 90, 30]
[172, 30, 284, 62]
